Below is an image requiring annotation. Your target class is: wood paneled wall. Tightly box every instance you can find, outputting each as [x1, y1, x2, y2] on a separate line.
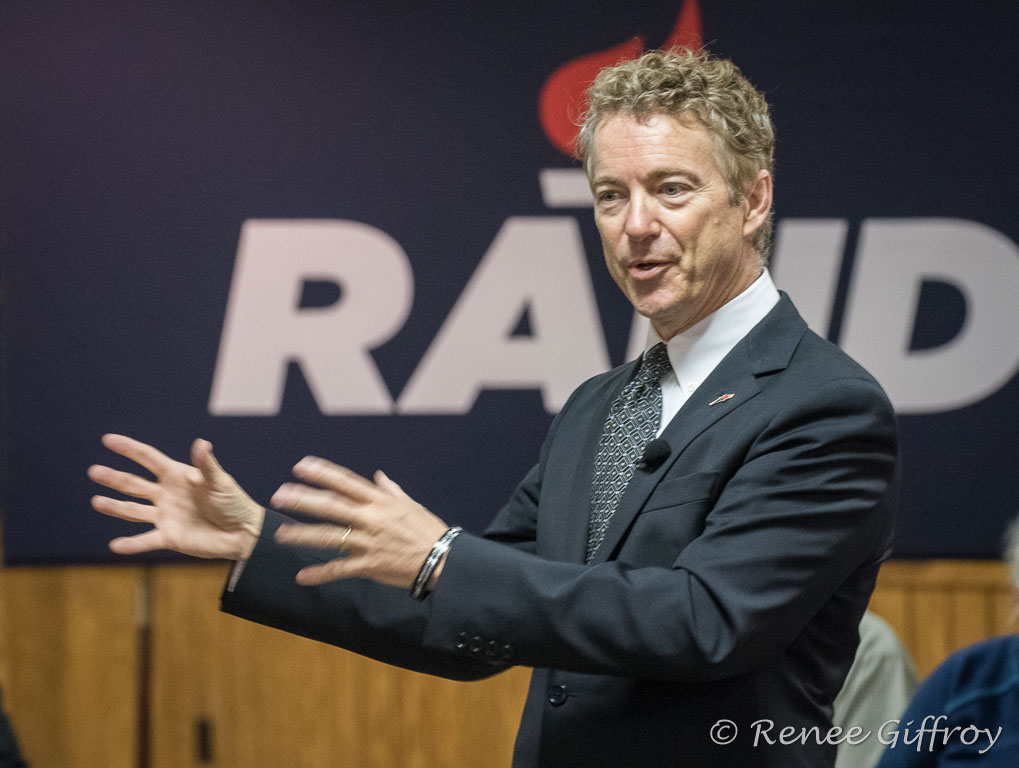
[0, 560, 1013, 768]
[146, 565, 528, 768]
[869, 560, 1015, 677]
[0, 566, 143, 768]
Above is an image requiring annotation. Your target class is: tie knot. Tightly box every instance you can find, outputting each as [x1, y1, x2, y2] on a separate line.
[639, 342, 671, 384]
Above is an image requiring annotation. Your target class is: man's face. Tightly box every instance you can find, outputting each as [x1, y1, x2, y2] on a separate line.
[589, 113, 767, 341]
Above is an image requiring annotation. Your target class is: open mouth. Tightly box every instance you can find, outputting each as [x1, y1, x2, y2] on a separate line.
[629, 261, 669, 278]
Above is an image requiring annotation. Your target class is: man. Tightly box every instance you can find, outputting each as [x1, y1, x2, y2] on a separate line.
[90, 50, 897, 766]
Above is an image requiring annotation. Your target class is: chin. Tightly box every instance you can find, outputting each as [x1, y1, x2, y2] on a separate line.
[633, 294, 688, 323]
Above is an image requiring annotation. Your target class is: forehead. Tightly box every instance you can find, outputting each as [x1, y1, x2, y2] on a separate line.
[588, 112, 722, 180]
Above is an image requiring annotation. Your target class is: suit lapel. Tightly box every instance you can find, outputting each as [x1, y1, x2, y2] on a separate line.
[588, 295, 807, 565]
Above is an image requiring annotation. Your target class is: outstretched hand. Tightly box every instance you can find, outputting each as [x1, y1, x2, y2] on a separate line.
[271, 458, 450, 590]
[89, 434, 265, 560]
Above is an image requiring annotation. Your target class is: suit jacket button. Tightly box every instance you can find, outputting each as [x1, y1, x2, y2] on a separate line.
[468, 635, 484, 654]
[454, 632, 468, 650]
[485, 640, 500, 659]
[500, 643, 514, 662]
[547, 684, 568, 706]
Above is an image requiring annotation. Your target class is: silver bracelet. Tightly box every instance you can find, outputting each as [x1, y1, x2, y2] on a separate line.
[411, 526, 463, 600]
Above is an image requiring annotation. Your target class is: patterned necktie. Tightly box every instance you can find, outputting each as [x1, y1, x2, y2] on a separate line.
[587, 342, 672, 563]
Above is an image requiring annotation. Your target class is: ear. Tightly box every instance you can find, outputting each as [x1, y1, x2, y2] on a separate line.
[741, 169, 772, 240]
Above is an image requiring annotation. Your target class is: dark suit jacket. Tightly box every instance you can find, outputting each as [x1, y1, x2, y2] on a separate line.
[222, 295, 898, 767]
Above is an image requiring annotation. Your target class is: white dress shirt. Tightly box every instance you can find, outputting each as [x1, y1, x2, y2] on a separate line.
[648, 269, 780, 437]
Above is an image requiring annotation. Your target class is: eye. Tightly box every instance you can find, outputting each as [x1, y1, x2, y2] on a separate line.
[661, 182, 687, 196]
[596, 189, 622, 203]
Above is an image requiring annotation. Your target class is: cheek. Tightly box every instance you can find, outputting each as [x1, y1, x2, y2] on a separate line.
[599, 233, 623, 272]
[596, 218, 620, 249]
[708, 210, 744, 245]
[689, 217, 733, 264]
[603, 253, 627, 292]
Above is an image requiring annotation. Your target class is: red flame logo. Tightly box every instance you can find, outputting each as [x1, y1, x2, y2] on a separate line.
[538, 0, 703, 157]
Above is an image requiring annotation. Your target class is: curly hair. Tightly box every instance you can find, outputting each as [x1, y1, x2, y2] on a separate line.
[576, 49, 775, 259]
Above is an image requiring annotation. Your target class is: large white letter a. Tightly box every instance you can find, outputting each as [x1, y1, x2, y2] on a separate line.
[398, 217, 608, 414]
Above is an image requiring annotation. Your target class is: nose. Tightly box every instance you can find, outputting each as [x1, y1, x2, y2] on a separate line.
[623, 194, 659, 240]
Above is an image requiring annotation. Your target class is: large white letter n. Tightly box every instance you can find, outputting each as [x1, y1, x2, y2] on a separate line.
[209, 220, 412, 415]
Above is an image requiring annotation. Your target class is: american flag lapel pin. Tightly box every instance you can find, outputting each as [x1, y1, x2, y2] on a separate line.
[708, 393, 735, 406]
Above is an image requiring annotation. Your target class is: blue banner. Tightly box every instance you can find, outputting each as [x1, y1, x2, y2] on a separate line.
[2, 0, 1017, 562]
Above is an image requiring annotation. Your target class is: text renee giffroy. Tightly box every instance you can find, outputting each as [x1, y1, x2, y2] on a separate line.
[709, 716, 1002, 754]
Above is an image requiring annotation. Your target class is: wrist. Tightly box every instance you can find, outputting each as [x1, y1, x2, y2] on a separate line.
[236, 506, 265, 561]
[410, 526, 462, 600]
[426, 551, 450, 592]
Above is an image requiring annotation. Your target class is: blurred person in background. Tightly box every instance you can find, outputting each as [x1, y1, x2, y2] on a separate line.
[833, 611, 918, 768]
[875, 517, 1019, 766]
[0, 691, 27, 768]
[0, 517, 28, 768]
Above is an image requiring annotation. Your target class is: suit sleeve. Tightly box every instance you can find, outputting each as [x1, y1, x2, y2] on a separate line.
[220, 508, 501, 680]
[419, 375, 897, 681]
[218, 390, 568, 679]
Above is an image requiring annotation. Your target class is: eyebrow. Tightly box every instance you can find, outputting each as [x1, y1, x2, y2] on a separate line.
[591, 168, 703, 187]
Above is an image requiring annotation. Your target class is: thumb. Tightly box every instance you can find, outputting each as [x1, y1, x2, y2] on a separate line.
[374, 469, 408, 498]
[191, 439, 228, 487]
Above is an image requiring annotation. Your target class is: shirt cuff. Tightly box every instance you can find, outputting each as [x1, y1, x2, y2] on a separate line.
[226, 558, 248, 592]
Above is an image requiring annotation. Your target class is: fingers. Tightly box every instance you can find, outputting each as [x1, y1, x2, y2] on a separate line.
[109, 529, 167, 555]
[292, 458, 379, 503]
[271, 483, 362, 525]
[276, 522, 354, 551]
[91, 495, 155, 524]
[101, 434, 174, 476]
[274, 521, 362, 586]
[88, 464, 159, 501]
[295, 559, 361, 586]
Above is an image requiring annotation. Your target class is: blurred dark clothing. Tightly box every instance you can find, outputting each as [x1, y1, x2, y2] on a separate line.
[0, 691, 27, 768]
[875, 635, 1018, 767]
